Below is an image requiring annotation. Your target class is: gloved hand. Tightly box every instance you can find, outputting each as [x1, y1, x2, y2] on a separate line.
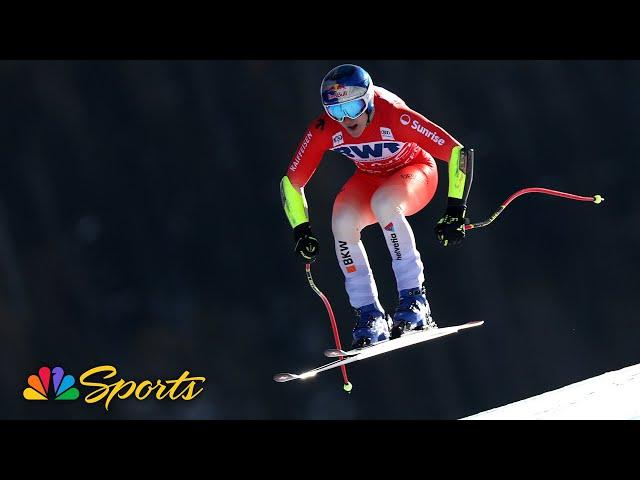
[435, 205, 468, 247]
[293, 222, 320, 263]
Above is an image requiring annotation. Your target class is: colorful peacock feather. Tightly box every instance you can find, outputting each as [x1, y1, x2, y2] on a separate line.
[23, 366, 80, 400]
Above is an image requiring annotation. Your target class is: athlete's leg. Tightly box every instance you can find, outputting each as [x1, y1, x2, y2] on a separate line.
[332, 171, 384, 310]
[370, 156, 438, 293]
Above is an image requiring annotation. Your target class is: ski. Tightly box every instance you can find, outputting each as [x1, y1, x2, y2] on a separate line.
[273, 320, 483, 383]
[324, 321, 483, 357]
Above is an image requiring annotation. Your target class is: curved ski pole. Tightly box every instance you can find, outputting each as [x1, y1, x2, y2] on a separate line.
[465, 187, 604, 231]
[305, 263, 352, 393]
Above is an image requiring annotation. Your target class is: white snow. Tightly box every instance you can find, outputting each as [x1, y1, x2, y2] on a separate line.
[462, 363, 640, 420]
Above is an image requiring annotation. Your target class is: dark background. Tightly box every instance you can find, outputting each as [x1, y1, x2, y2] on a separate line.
[0, 60, 638, 419]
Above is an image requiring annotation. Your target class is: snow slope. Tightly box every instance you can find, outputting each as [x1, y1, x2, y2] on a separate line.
[462, 363, 640, 420]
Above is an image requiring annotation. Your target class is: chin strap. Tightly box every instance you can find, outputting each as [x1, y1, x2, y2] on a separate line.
[366, 105, 375, 125]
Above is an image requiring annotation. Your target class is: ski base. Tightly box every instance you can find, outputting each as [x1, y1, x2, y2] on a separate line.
[324, 321, 483, 358]
[273, 320, 484, 383]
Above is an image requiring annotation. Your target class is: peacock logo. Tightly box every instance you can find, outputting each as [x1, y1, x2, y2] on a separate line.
[23, 366, 80, 401]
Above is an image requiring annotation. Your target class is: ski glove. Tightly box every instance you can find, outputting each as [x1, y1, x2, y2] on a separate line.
[435, 205, 468, 247]
[294, 222, 319, 263]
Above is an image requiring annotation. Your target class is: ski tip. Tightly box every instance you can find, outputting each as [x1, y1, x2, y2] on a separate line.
[274, 371, 318, 382]
[465, 320, 484, 327]
[325, 348, 349, 358]
[273, 373, 297, 383]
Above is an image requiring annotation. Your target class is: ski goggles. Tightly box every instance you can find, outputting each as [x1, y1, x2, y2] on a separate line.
[324, 98, 368, 122]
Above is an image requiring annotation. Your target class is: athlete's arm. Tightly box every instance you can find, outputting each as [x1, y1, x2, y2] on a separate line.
[280, 115, 331, 261]
[394, 105, 473, 206]
[394, 105, 474, 246]
[395, 106, 461, 161]
[446, 145, 474, 209]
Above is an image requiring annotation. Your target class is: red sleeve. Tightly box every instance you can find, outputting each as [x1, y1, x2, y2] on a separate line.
[393, 105, 462, 162]
[286, 114, 332, 188]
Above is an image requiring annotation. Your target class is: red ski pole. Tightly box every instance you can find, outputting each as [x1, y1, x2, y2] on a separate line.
[305, 263, 353, 393]
[465, 187, 604, 231]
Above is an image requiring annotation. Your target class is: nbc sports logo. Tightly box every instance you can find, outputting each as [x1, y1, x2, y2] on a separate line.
[22, 363, 206, 410]
[23, 366, 79, 400]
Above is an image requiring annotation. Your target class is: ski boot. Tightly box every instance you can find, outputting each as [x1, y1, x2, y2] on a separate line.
[351, 303, 392, 348]
[390, 286, 437, 339]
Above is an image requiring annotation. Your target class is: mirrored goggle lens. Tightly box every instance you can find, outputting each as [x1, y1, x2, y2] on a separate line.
[326, 99, 367, 122]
